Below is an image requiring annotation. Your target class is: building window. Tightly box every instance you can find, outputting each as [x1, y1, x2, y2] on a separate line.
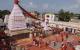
[74, 29, 76, 33]
[66, 27, 72, 33]
[68, 28, 72, 33]
[46, 15, 49, 18]
[66, 27, 68, 31]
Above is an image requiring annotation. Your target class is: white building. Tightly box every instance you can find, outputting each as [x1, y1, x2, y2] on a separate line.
[41, 12, 56, 30]
[41, 12, 80, 33]
[44, 13, 57, 24]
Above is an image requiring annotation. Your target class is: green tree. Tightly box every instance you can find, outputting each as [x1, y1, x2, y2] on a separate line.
[58, 9, 73, 22]
[1, 10, 10, 19]
[34, 11, 40, 16]
[70, 12, 74, 17]
[77, 14, 80, 19]
[58, 9, 65, 21]
[0, 10, 2, 18]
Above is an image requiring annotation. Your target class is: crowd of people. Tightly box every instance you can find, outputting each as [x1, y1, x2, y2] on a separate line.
[0, 27, 80, 50]
[29, 27, 78, 50]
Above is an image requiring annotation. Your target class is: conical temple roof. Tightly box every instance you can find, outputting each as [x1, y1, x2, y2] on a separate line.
[8, 4, 27, 30]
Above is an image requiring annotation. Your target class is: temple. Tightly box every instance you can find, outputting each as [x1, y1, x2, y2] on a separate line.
[5, 0, 37, 38]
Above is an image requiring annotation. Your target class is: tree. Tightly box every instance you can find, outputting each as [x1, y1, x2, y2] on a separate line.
[70, 12, 74, 17]
[0, 10, 2, 18]
[64, 11, 71, 22]
[58, 9, 73, 22]
[77, 14, 80, 19]
[34, 11, 40, 16]
[0, 10, 10, 20]
[58, 9, 65, 21]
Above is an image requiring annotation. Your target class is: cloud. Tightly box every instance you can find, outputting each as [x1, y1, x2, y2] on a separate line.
[43, 3, 49, 9]
[27, 2, 37, 8]
[29, 2, 33, 6]
[74, 0, 80, 6]
[68, 4, 79, 9]
[75, 0, 80, 3]
[69, 0, 80, 10]
[63, 0, 80, 11]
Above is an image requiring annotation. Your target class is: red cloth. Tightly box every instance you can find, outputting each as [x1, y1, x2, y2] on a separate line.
[67, 46, 75, 50]
[60, 32, 68, 41]
[0, 32, 5, 37]
[61, 45, 67, 50]
[0, 41, 4, 48]
[68, 47, 75, 50]
[2, 48, 8, 50]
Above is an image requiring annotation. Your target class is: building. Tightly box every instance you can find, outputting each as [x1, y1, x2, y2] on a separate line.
[41, 12, 80, 33]
[43, 12, 57, 23]
[4, 0, 38, 38]
[41, 12, 56, 30]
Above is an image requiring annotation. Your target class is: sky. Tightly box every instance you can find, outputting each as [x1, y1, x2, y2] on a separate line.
[0, 0, 80, 13]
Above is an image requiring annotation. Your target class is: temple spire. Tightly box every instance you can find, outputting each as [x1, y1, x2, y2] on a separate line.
[14, 0, 19, 4]
[8, 0, 27, 31]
